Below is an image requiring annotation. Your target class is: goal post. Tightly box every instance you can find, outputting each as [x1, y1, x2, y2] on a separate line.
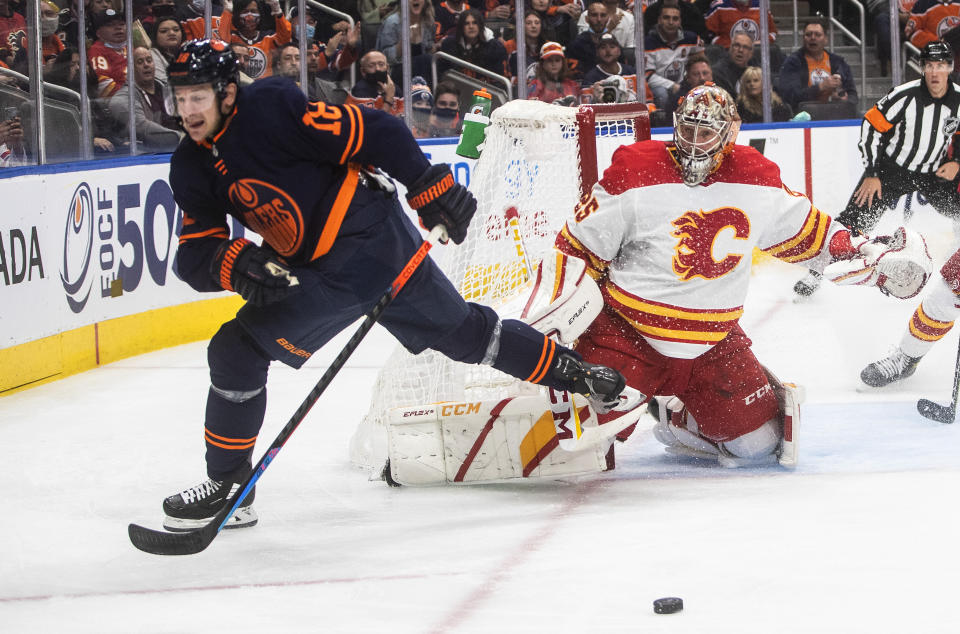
[349, 100, 651, 479]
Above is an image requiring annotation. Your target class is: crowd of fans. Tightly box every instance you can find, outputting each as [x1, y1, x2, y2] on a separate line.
[0, 0, 943, 163]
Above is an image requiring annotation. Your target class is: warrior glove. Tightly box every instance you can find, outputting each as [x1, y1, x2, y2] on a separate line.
[406, 164, 477, 245]
[210, 238, 299, 307]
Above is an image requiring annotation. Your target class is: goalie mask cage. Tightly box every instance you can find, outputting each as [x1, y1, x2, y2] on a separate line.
[350, 100, 651, 471]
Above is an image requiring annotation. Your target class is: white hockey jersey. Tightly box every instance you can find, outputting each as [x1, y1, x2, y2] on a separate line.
[556, 140, 842, 360]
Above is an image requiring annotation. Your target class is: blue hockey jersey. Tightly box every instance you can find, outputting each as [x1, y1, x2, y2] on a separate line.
[170, 77, 431, 293]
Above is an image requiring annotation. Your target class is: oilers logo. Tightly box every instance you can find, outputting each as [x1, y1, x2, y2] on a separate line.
[60, 182, 95, 313]
[730, 19, 760, 44]
[245, 47, 268, 79]
[228, 179, 304, 256]
[809, 68, 831, 86]
[938, 16, 960, 38]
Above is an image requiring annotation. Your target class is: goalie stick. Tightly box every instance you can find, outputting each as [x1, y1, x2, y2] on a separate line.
[917, 335, 960, 424]
[128, 225, 448, 555]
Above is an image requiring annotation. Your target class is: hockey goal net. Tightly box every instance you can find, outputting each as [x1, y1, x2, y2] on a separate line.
[350, 100, 651, 472]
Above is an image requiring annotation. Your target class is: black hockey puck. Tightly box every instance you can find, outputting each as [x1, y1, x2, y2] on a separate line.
[653, 597, 683, 614]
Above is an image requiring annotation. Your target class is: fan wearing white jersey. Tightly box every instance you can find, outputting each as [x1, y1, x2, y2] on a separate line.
[554, 84, 931, 467]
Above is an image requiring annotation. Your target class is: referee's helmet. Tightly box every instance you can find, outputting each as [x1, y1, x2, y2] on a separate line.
[920, 41, 953, 64]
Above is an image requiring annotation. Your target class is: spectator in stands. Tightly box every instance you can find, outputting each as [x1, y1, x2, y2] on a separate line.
[229, 43, 256, 86]
[577, 0, 635, 49]
[40, 1, 64, 63]
[669, 52, 713, 102]
[378, 0, 436, 83]
[506, 9, 547, 78]
[704, 0, 777, 50]
[311, 0, 359, 44]
[644, 0, 703, 110]
[350, 49, 401, 115]
[705, 0, 782, 69]
[530, 0, 578, 46]
[567, 1, 608, 80]
[305, 42, 347, 103]
[359, 0, 397, 51]
[289, 5, 320, 45]
[869, 0, 915, 75]
[0, 0, 26, 67]
[0, 109, 23, 166]
[88, 9, 128, 98]
[583, 33, 636, 94]
[485, 0, 513, 22]
[736, 65, 793, 123]
[438, 9, 508, 79]
[644, 0, 709, 44]
[311, 24, 360, 83]
[227, 0, 291, 80]
[430, 81, 462, 136]
[150, 16, 182, 84]
[109, 46, 181, 152]
[906, 0, 960, 48]
[528, 41, 581, 104]
[274, 42, 300, 80]
[57, 0, 107, 50]
[776, 18, 857, 113]
[409, 76, 434, 138]
[711, 31, 752, 96]
[436, 0, 470, 41]
[46, 47, 81, 88]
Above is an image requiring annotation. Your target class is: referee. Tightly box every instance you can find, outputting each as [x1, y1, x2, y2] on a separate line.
[795, 40, 960, 297]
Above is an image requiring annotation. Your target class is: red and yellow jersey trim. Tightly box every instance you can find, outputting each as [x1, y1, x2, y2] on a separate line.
[762, 204, 831, 263]
[555, 224, 609, 280]
[604, 281, 743, 345]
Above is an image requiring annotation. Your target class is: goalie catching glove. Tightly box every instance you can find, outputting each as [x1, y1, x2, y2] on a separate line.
[406, 164, 477, 245]
[823, 227, 932, 299]
[210, 238, 300, 307]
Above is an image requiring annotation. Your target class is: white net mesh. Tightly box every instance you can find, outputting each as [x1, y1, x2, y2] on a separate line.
[349, 101, 645, 471]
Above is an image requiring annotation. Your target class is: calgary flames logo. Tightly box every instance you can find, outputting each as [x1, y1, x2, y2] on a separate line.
[671, 207, 750, 281]
[228, 179, 304, 257]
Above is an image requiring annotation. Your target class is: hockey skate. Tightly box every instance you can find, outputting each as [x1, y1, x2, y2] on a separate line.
[860, 348, 921, 387]
[162, 475, 257, 532]
[793, 269, 822, 298]
[551, 353, 626, 413]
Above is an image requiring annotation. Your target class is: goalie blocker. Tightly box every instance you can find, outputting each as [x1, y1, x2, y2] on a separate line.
[379, 252, 646, 486]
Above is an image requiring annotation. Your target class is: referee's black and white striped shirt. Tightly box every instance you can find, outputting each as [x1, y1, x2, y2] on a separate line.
[860, 78, 960, 175]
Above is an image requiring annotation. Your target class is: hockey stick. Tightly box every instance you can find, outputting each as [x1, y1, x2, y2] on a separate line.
[129, 225, 448, 555]
[917, 335, 960, 424]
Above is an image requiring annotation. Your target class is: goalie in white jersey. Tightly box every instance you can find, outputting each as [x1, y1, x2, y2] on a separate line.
[554, 84, 932, 467]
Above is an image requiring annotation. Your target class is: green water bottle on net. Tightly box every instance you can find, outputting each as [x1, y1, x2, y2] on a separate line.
[456, 89, 493, 159]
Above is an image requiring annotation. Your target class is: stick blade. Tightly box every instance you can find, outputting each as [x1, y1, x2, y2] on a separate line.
[917, 398, 956, 424]
[128, 522, 215, 555]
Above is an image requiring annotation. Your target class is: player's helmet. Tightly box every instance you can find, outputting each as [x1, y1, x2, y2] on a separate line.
[672, 84, 741, 187]
[167, 39, 239, 99]
[920, 40, 953, 64]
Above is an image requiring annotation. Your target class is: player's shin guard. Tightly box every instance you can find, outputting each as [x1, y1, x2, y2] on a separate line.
[203, 386, 265, 479]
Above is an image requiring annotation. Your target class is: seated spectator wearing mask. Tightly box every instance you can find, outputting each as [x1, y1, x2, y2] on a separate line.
[430, 81, 461, 137]
[109, 46, 181, 152]
[349, 49, 402, 115]
[409, 77, 434, 138]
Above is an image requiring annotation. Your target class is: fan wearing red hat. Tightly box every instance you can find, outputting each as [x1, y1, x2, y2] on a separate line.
[527, 41, 580, 105]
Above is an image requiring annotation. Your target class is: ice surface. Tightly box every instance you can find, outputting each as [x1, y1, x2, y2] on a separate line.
[2, 201, 960, 633]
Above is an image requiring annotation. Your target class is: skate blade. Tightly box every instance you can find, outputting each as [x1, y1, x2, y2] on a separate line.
[163, 506, 258, 532]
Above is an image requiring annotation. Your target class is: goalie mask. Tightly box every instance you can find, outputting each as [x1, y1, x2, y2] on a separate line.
[673, 84, 741, 186]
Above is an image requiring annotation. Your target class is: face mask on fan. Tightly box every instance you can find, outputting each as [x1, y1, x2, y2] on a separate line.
[367, 69, 388, 85]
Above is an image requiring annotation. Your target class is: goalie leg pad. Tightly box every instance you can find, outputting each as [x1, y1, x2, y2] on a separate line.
[386, 392, 616, 485]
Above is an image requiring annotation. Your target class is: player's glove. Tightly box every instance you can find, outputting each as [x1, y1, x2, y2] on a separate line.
[406, 164, 477, 245]
[823, 227, 932, 299]
[210, 238, 300, 307]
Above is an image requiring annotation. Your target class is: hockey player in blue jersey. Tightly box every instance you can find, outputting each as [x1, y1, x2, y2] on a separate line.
[160, 40, 627, 531]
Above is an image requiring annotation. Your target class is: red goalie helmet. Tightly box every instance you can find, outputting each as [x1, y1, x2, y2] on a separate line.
[672, 84, 741, 186]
